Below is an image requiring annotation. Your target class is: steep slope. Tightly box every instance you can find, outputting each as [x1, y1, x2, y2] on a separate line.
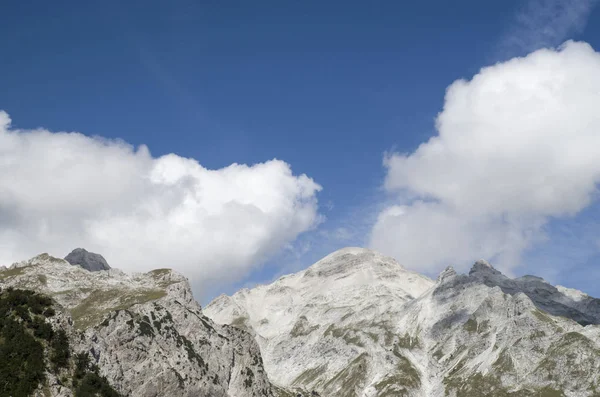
[204, 248, 435, 395]
[0, 253, 274, 397]
[0, 286, 121, 397]
[205, 248, 600, 397]
[392, 264, 600, 396]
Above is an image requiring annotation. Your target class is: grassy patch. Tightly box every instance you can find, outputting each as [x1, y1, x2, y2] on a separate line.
[230, 316, 249, 329]
[70, 288, 167, 330]
[323, 353, 368, 396]
[397, 333, 421, 349]
[323, 324, 365, 347]
[374, 355, 421, 397]
[35, 254, 66, 264]
[445, 371, 565, 397]
[534, 332, 600, 389]
[148, 268, 172, 278]
[290, 316, 319, 338]
[0, 266, 28, 280]
[365, 332, 379, 343]
[293, 364, 328, 386]
[492, 349, 514, 373]
[273, 385, 307, 397]
[532, 309, 554, 324]
[529, 330, 546, 340]
[464, 318, 478, 333]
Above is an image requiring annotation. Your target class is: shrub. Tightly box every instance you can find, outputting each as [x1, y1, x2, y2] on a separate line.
[50, 329, 71, 371]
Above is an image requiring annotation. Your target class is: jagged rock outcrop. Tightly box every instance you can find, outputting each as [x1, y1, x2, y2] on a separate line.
[0, 254, 275, 397]
[206, 248, 600, 397]
[468, 259, 600, 326]
[64, 248, 111, 272]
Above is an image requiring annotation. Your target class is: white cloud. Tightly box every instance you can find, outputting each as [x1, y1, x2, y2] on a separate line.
[499, 0, 598, 56]
[0, 112, 322, 290]
[370, 41, 600, 274]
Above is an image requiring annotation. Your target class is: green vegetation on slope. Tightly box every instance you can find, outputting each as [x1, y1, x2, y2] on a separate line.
[0, 287, 121, 397]
[290, 315, 320, 338]
[0, 266, 28, 280]
[323, 324, 365, 347]
[444, 371, 565, 397]
[293, 364, 328, 386]
[70, 288, 167, 329]
[0, 287, 61, 396]
[73, 352, 120, 397]
[533, 332, 600, 394]
[374, 354, 421, 397]
[322, 353, 369, 396]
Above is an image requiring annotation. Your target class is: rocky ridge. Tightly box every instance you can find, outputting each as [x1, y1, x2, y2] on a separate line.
[0, 253, 275, 397]
[205, 248, 600, 397]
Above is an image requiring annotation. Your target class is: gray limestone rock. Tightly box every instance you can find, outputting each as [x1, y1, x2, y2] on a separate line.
[64, 248, 111, 272]
[0, 254, 276, 397]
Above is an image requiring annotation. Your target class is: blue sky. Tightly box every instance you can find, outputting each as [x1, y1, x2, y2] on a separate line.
[1, 0, 600, 302]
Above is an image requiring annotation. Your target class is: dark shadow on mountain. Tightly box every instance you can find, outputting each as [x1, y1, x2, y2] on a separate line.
[430, 309, 471, 340]
[467, 261, 600, 326]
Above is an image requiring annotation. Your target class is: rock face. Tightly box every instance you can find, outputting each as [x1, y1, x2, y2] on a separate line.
[64, 248, 111, 272]
[468, 260, 600, 326]
[204, 248, 435, 396]
[205, 248, 600, 397]
[0, 254, 275, 397]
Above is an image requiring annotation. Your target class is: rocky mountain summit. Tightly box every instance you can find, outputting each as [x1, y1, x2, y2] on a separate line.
[0, 253, 275, 397]
[206, 248, 600, 397]
[64, 248, 111, 272]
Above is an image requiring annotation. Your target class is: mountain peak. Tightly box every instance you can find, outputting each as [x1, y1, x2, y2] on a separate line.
[297, 247, 434, 300]
[437, 265, 457, 283]
[306, 247, 405, 276]
[312, 247, 382, 264]
[64, 248, 111, 272]
[469, 259, 500, 275]
[474, 258, 493, 268]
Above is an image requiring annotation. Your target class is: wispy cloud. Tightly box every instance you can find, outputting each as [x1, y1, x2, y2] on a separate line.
[498, 0, 598, 57]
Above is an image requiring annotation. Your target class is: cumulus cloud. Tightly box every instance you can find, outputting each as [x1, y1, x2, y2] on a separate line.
[370, 41, 600, 274]
[0, 112, 321, 290]
[499, 0, 598, 56]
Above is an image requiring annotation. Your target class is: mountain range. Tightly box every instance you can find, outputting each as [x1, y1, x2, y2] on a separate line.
[1, 247, 599, 396]
[205, 248, 600, 397]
